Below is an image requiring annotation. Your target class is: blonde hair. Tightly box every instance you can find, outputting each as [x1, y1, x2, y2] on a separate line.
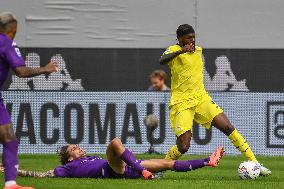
[0, 12, 17, 27]
[149, 70, 167, 82]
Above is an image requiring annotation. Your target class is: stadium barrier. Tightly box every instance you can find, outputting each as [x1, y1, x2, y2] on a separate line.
[0, 91, 283, 156]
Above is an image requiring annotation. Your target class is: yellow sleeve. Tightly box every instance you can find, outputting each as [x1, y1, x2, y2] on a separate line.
[162, 45, 180, 55]
[163, 46, 173, 55]
[161, 45, 181, 66]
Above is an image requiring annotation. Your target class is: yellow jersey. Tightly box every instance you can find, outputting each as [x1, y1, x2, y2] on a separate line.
[163, 44, 207, 106]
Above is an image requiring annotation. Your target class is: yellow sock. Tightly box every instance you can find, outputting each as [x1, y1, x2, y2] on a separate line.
[165, 145, 182, 160]
[228, 130, 257, 162]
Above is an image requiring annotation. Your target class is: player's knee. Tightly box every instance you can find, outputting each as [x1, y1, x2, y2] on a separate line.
[1, 136, 16, 143]
[109, 138, 122, 147]
[0, 130, 16, 143]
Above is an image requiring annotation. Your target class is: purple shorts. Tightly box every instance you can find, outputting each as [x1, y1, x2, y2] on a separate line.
[0, 98, 11, 125]
[104, 160, 144, 179]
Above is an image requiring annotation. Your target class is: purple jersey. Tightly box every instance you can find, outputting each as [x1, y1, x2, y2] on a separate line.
[54, 156, 143, 179]
[0, 33, 25, 125]
[0, 33, 25, 93]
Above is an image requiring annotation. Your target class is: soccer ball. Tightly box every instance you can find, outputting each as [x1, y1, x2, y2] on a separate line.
[238, 161, 260, 180]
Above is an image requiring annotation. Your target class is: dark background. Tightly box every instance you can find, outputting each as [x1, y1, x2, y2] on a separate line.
[3, 48, 284, 92]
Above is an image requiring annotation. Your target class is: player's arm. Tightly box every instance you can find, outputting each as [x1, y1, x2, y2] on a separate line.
[159, 50, 183, 65]
[14, 61, 58, 78]
[0, 164, 55, 178]
[159, 44, 192, 65]
[17, 169, 55, 178]
[5, 42, 58, 78]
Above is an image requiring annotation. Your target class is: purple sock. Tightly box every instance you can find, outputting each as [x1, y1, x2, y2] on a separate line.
[120, 148, 144, 173]
[173, 158, 209, 172]
[2, 140, 19, 182]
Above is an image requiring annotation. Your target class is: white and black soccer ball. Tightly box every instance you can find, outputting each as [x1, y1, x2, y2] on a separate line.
[238, 161, 261, 180]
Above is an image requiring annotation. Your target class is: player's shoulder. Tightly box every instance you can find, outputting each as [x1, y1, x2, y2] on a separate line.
[0, 33, 13, 46]
[163, 44, 181, 54]
[0, 35, 23, 58]
[54, 165, 70, 177]
[0, 34, 18, 57]
[168, 44, 181, 51]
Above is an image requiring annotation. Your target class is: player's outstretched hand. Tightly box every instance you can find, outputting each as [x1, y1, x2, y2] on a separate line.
[0, 163, 4, 173]
[44, 61, 58, 74]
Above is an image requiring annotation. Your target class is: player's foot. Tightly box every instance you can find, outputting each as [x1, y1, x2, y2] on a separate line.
[258, 164, 271, 176]
[208, 146, 225, 167]
[142, 169, 154, 180]
[3, 184, 34, 189]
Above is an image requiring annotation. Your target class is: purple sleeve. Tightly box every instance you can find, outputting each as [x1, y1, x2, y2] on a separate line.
[54, 166, 70, 177]
[5, 42, 25, 70]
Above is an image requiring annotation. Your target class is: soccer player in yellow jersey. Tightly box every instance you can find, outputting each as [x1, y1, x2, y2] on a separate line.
[159, 24, 271, 176]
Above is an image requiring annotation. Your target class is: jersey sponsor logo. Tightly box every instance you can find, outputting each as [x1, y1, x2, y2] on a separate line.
[81, 159, 96, 164]
[13, 41, 22, 57]
[175, 124, 182, 133]
[14, 47, 22, 57]
[8, 53, 84, 91]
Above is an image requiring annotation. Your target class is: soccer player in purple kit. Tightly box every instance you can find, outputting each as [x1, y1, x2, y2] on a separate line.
[0, 138, 224, 180]
[0, 12, 58, 189]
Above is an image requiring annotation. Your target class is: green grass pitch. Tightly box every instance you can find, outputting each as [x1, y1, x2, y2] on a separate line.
[1, 154, 283, 189]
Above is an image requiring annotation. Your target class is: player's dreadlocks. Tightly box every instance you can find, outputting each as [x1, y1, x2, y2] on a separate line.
[176, 24, 195, 38]
[57, 145, 70, 165]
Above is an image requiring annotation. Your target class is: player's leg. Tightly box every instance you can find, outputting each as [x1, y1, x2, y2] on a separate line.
[194, 95, 257, 162]
[165, 105, 194, 160]
[142, 158, 208, 172]
[0, 124, 17, 187]
[212, 113, 271, 176]
[165, 132, 192, 161]
[195, 95, 271, 176]
[106, 138, 126, 174]
[0, 125, 33, 189]
[212, 113, 258, 161]
[142, 146, 224, 172]
[106, 138, 152, 179]
[0, 100, 33, 189]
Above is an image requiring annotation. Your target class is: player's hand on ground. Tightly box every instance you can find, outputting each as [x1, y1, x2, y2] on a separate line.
[44, 61, 58, 74]
[142, 169, 153, 180]
[0, 163, 4, 173]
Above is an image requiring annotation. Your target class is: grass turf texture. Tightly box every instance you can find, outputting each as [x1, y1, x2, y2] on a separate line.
[0, 154, 283, 189]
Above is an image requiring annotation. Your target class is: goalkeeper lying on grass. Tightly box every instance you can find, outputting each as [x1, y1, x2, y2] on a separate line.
[0, 138, 224, 179]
